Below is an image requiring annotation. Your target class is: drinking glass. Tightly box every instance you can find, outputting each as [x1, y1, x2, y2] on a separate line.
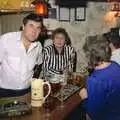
[44, 96, 51, 119]
[44, 73, 61, 118]
[59, 73, 68, 108]
[43, 74, 52, 119]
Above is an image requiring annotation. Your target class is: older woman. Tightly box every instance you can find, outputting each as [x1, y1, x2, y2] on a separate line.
[42, 28, 76, 77]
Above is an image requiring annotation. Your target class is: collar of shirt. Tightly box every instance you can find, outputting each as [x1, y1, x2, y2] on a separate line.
[111, 48, 120, 65]
[112, 48, 120, 56]
[53, 44, 65, 55]
[27, 42, 39, 53]
[17, 32, 39, 53]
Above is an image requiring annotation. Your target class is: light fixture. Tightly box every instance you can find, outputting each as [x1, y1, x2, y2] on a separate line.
[32, 0, 50, 17]
[103, 0, 120, 25]
[110, 2, 120, 11]
[108, 0, 120, 17]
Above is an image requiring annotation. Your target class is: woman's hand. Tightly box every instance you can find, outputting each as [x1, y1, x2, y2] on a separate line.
[79, 88, 88, 100]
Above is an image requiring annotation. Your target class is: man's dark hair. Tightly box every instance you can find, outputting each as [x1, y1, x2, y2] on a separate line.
[103, 27, 120, 49]
[23, 13, 43, 26]
[109, 36, 120, 49]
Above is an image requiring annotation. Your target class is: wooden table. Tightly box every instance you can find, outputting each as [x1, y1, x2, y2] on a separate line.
[9, 91, 81, 120]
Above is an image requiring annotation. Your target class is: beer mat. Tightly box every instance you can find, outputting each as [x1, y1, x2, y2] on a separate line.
[54, 84, 80, 101]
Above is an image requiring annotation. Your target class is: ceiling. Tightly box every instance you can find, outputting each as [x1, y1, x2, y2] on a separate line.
[0, 0, 118, 15]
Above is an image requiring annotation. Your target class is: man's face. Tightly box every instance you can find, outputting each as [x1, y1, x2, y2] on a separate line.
[22, 20, 42, 42]
[53, 33, 65, 49]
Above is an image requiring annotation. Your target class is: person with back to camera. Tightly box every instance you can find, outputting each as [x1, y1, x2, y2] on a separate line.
[0, 13, 43, 97]
[79, 32, 120, 120]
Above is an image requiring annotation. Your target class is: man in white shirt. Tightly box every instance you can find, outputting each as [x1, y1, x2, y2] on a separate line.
[104, 27, 120, 65]
[0, 13, 43, 97]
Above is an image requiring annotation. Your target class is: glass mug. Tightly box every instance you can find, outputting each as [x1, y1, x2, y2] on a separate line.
[31, 79, 51, 107]
[47, 74, 62, 95]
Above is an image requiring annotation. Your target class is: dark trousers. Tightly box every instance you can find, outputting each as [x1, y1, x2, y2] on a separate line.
[64, 103, 86, 120]
[0, 87, 31, 98]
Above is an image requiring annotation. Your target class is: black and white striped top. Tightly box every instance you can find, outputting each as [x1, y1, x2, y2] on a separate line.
[42, 44, 75, 75]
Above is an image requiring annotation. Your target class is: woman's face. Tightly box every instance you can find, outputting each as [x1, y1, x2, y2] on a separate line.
[53, 33, 65, 49]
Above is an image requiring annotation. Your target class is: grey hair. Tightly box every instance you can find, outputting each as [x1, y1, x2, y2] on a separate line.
[83, 35, 111, 65]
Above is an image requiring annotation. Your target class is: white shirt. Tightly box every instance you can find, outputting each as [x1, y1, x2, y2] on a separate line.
[44, 39, 53, 47]
[111, 48, 120, 65]
[0, 31, 42, 90]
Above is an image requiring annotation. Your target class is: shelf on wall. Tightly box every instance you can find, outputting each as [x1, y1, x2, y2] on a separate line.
[0, 8, 34, 15]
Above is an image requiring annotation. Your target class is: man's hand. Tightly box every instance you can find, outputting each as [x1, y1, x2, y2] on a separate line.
[79, 88, 88, 100]
[33, 64, 42, 78]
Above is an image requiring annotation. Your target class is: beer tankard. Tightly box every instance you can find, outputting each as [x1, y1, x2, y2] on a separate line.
[31, 79, 51, 107]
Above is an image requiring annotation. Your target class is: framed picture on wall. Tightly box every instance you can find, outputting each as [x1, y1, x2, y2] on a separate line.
[58, 7, 86, 21]
[58, 7, 70, 21]
[75, 7, 86, 21]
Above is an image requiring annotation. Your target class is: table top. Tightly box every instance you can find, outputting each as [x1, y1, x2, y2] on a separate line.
[8, 91, 81, 120]
[5, 73, 86, 120]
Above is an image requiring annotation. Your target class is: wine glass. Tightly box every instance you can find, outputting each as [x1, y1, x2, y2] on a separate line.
[59, 73, 68, 108]
[44, 96, 51, 119]
[44, 73, 61, 118]
[43, 73, 52, 119]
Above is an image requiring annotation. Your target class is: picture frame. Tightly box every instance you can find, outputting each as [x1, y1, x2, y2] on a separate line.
[58, 7, 70, 21]
[58, 7, 86, 21]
